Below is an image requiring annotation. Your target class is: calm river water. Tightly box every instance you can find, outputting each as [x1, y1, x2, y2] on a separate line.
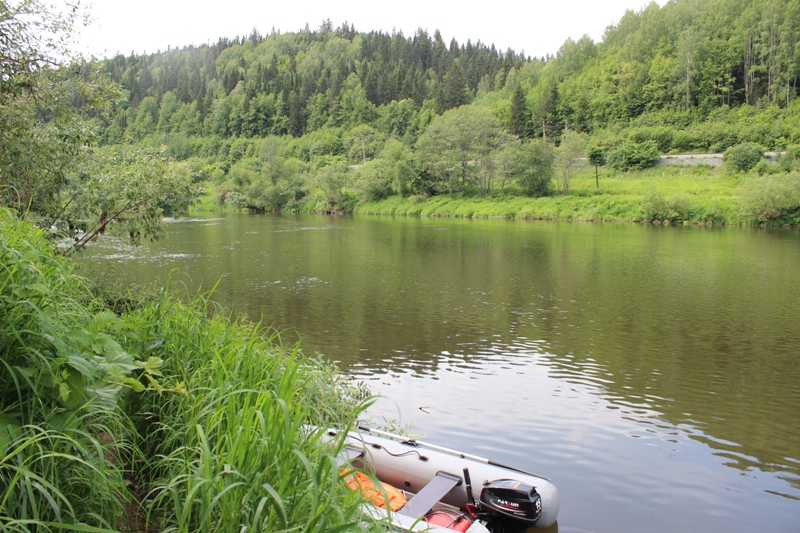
[79, 213, 800, 533]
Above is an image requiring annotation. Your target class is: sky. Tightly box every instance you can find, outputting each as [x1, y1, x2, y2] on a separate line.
[75, 0, 669, 60]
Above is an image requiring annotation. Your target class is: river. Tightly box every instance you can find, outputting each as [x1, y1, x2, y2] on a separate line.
[79, 213, 800, 533]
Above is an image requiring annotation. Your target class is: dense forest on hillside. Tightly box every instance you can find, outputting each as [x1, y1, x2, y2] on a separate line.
[101, 0, 800, 142]
[4, 0, 799, 226]
[101, 22, 527, 141]
[83, 0, 800, 216]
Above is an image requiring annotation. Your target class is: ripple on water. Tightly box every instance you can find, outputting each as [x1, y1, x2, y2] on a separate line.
[358, 328, 800, 527]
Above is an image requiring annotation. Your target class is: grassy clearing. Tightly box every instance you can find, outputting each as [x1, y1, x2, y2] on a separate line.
[352, 165, 795, 226]
[0, 209, 374, 532]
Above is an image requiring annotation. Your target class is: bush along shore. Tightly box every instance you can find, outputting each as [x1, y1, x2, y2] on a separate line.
[0, 208, 373, 532]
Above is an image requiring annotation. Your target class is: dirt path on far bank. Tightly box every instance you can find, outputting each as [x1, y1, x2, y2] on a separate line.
[656, 151, 783, 166]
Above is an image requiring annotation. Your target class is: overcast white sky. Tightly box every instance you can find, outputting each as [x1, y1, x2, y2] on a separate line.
[77, 0, 668, 60]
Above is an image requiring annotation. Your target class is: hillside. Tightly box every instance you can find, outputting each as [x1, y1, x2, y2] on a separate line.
[91, 0, 800, 222]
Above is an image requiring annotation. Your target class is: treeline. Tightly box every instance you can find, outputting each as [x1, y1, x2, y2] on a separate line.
[90, 0, 800, 213]
[100, 0, 800, 142]
[101, 21, 527, 142]
[547, 0, 800, 133]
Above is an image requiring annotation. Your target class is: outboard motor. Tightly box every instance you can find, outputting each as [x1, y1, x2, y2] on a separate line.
[479, 479, 542, 533]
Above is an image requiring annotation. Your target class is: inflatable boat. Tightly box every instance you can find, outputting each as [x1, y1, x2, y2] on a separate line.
[327, 426, 560, 532]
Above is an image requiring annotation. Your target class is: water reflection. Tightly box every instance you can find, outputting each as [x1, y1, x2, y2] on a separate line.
[79, 213, 800, 532]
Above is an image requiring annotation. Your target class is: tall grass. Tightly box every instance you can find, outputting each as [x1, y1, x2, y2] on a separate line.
[0, 208, 127, 531]
[113, 281, 373, 531]
[1, 208, 377, 532]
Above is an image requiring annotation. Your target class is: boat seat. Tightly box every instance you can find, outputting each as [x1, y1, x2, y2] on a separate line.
[336, 445, 365, 467]
[398, 471, 462, 519]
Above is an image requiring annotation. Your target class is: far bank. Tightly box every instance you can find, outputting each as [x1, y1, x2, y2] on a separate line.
[196, 163, 800, 227]
[284, 165, 800, 227]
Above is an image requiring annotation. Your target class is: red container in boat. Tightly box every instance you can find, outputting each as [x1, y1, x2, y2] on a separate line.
[424, 509, 473, 532]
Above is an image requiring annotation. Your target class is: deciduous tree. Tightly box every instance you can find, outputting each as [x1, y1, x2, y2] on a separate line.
[0, 0, 196, 253]
[416, 106, 511, 196]
[555, 130, 587, 195]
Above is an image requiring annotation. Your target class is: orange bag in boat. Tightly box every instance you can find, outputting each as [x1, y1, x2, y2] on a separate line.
[342, 470, 407, 511]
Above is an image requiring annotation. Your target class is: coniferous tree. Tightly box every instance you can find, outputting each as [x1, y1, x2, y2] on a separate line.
[509, 84, 531, 138]
[441, 61, 469, 110]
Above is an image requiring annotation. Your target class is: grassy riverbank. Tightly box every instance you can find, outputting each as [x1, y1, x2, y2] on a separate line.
[351, 165, 800, 226]
[0, 209, 371, 532]
[189, 163, 777, 227]
[195, 162, 800, 226]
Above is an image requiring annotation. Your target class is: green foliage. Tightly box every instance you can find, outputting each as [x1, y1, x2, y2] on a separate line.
[508, 84, 532, 138]
[0, 0, 87, 96]
[0, 209, 135, 530]
[120, 281, 371, 531]
[99, 23, 526, 142]
[0, 4, 196, 256]
[381, 139, 417, 196]
[0, 210, 375, 531]
[640, 189, 693, 223]
[778, 147, 798, 172]
[0, 67, 123, 216]
[343, 124, 386, 164]
[313, 161, 354, 211]
[724, 142, 764, 171]
[355, 164, 758, 225]
[416, 106, 512, 196]
[587, 145, 606, 188]
[355, 161, 391, 201]
[60, 148, 197, 255]
[555, 131, 587, 194]
[627, 127, 675, 153]
[738, 172, 800, 223]
[587, 145, 606, 167]
[513, 141, 555, 197]
[608, 140, 661, 171]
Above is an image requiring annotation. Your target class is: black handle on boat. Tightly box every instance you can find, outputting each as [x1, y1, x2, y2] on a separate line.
[463, 467, 475, 505]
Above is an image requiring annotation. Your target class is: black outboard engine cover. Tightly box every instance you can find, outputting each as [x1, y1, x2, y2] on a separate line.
[479, 479, 542, 532]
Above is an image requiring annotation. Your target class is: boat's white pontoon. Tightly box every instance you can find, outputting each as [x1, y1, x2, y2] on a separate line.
[329, 426, 560, 532]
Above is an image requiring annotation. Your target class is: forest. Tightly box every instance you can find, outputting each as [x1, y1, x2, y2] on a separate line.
[4, 0, 800, 227]
[77, 0, 800, 220]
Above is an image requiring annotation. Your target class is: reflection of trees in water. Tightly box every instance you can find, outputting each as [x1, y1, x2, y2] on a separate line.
[295, 219, 800, 495]
[522, 225, 800, 495]
[81, 214, 800, 497]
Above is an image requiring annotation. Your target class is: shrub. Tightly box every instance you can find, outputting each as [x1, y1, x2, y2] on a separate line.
[640, 189, 692, 222]
[0, 210, 130, 530]
[671, 129, 698, 152]
[628, 126, 675, 153]
[515, 141, 555, 197]
[724, 142, 764, 172]
[738, 172, 800, 223]
[755, 160, 781, 175]
[355, 160, 393, 201]
[608, 140, 661, 171]
[122, 285, 371, 532]
[245, 181, 290, 211]
[778, 147, 798, 172]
